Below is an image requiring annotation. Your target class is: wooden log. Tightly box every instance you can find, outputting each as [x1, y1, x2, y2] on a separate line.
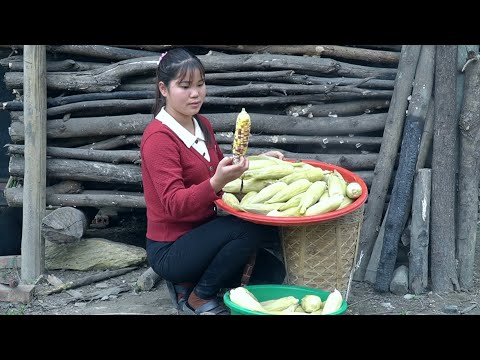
[198, 54, 398, 80]
[215, 133, 383, 149]
[120, 75, 395, 91]
[8, 144, 141, 164]
[409, 168, 431, 295]
[205, 45, 400, 65]
[2, 90, 156, 111]
[455, 46, 479, 119]
[375, 45, 435, 292]
[2, 58, 106, 72]
[203, 92, 392, 106]
[46, 45, 159, 61]
[353, 45, 422, 282]
[364, 207, 388, 284]
[9, 156, 142, 184]
[136, 267, 162, 292]
[5, 188, 146, 208]
[6, 91, 391, 118]
[430, 45, 460, 292]
[10, 112, 388, 141]
[46, 180, 83, 195]
[286, 100, 390, 117]
[456, 50, 480, 290]
[41, 206, 87, 244]
[206, 83, 393, 97]
[415, 98, 435, 170]
[77, 135, 142, 150]
[9, 115, 152, 142]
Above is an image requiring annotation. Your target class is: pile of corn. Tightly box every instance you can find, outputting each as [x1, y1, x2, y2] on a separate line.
[222, 155, 363, 217]
[229, 287, 343, 315]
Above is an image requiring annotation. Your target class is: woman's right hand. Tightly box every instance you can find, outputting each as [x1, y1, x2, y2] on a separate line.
[210, 156, 249, 193]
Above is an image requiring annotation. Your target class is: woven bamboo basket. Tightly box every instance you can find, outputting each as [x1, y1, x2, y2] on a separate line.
[280, 206, 364, 300]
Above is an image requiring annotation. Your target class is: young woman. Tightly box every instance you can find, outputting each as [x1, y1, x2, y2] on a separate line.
[141, 48, 286, 315]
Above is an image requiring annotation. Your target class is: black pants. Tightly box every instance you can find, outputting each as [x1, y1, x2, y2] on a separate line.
[146, 215, 286, 299]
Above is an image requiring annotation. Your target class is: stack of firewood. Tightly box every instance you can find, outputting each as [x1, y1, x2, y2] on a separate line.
[0, 45, 401, 209]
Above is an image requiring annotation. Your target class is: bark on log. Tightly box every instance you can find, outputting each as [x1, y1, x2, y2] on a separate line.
[354, 45, 421, 282]
[10, 112, 388, 141]
[206, 45, 400, 65]
[77, 135, 141, 150]
[122, 74, 395, 90]
[430, 45, 460, 293]
[456, 51, 480, 290]
[286, 100, 390, 117]
[409, 169, 431, 295]
[198, 54, 398, 80]
[3, 58, 106, 72]
[41, 206, 87, 244]
[9, 156, 142, 184]
[4, 54, 397, 93]
[206, 83, 393, 97]
[215, 133, 383, 148]
[46, 45, 159, 61]
[46, 180, 83, 195]
[205, 92, 392, 106]
[375, 45, 435, 293]
[415, 99, 435, 170]
[8, 144, 141, 164]
[5, 188, 146, 208]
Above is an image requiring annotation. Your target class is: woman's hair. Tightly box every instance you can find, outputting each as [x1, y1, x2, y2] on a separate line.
[152, 48, 212, 145]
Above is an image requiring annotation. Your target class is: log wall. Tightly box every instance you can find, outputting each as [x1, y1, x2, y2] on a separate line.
[1, 45, 400, 208]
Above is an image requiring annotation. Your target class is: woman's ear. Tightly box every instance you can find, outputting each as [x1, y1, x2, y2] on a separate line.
[159, 82, 168, 97]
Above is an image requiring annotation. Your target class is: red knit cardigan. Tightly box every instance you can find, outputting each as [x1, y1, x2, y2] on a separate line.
[140, 114, 224, 242]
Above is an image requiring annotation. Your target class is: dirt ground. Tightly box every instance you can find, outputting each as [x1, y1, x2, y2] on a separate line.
[1, 222, 479, 316]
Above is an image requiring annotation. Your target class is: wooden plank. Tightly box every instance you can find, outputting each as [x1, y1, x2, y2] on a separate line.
[0, 283, 35, 303]
[0, 256, 21, 269]
[21, 45, 47, 283]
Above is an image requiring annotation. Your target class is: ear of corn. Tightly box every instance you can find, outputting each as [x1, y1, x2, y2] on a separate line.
[244, 164, 295, 180]
[298, 180, 327, 214]
[322, 289, 343, 315]
[337, 196, 354, 210]
[304, 194, 344, 216]
[346, 182, 363, 199]
[239, 191, 258, 206]
[278, 193, 304, 211]
[248, 182, 288, 204]
[232, 108, 251, 163]
[240, 202, 284, 215]
[266, 178, 312, 204]
[222, 178, 274, 193]
[222, 193, 241, 210]
[260, 296, 299, 312]
[229, 287, 265, 313]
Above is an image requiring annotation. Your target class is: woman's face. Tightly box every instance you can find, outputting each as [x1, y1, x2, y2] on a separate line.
[160, 68, 206, 121]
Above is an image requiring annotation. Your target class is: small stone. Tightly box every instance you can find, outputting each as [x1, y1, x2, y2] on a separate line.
[442, 305, 458, 314]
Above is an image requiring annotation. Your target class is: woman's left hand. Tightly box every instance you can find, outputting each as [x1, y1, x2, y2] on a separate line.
[261, 150, 285, 160]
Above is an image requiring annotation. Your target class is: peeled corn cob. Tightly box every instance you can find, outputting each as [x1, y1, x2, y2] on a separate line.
[322, 289, 343, 315]
[232, 108, 251, 164]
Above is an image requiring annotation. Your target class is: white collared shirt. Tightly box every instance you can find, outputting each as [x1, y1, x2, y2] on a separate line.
[156, 107, 210, 162]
